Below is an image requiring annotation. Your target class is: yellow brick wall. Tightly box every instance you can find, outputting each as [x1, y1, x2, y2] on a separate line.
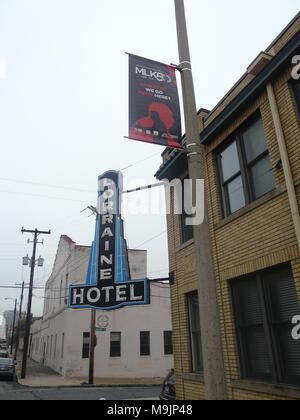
[232, 390, 290, 401]
[202, 15, 300, 129]
[166, 57, 300, 400]
[166, 185, 207, 399]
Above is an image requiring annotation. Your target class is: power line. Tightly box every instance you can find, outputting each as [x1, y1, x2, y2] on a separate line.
[0, 285, 45, 290]
[134, 230, 167, 249]
[0, 177, 94, 194]
[0, 153, 161, 195]
[0, 189, 90, 203]
[121, 152, 161, 171]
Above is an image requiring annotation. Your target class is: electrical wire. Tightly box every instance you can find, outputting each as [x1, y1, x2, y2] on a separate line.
[134, 230, 167, 249]
[0, 189, 90, 203]
[0, 152, 161, 195]
[121, 152, 161, 171]
[0, 177, 94, 193]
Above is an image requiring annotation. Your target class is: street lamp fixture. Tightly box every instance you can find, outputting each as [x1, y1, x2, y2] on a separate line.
[22, 255, 30, 266]
[22, 255, 44, 267]
[37, 257, 44, 267]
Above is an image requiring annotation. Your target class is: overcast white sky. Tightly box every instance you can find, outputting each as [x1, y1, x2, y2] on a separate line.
[0, 0, 299, 317]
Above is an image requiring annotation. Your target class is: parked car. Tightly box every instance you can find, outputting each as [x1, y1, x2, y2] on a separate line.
[0, 350, 9, 359]
[160, 369, 176, 400]
[0, 344, 7, 351]
[0, 358, 16, 381]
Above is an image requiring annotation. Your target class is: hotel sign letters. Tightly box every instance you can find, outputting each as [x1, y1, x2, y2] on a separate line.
[68, 171, 149, 311]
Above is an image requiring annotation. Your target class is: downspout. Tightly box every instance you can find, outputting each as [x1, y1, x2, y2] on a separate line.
[267, 82, 300, 254]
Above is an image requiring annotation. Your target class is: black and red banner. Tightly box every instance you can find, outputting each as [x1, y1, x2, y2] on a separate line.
[128, 54, 182, 149]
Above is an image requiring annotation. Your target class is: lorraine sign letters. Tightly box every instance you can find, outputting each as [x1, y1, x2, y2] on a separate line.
[68, 171, 149, 311]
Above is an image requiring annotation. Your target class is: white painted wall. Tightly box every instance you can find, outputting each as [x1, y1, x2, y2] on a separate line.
[30, 236, 173, 380]
[0, 315, 6, 340]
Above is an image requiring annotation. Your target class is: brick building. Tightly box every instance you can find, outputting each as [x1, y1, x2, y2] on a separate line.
[155, 13, 300, 400]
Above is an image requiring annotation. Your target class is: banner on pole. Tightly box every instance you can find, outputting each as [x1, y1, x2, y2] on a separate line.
[128, 54, 182, 149]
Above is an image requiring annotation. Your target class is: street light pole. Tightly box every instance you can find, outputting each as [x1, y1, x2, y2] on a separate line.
[88, 308, 96, 385]
[174, 0, 227, 400]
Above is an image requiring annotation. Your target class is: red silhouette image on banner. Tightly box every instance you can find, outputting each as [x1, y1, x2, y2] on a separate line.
[129, 102, 182, 149]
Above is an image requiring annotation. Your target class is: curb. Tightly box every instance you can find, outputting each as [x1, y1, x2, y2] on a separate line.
[15, 383, 162, 390]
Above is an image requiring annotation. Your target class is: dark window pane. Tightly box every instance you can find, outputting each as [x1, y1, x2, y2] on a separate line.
[234, 278, 263, 326]
[265, 265, 300, 322]
[190, 294, 200, 330]
[227, 176, 245, 213]
[187, 292, 203, 373]
[292, 80, 300, 117]
[140, 332, 150, 356]
[164, 331, 173, 355]
[242, 326, 273, 379]
[243, 118, 268, 163]
[264, 264, 300, 386]
[220, 141, 240, 182]
[250, 155, 275, 199]
[191, 332, 203, 372]
[232, 278, 273, 380]
[277, 325, 300, 385]
[82, 332, 90, 359]
[110, 332, 121, 358]
[181, 219, 194, 244]
[181, 178, 194, 244]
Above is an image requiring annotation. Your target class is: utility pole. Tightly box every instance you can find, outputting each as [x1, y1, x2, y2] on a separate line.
[174, 0, 227, 400]
[21, 228, 51, 379]
[14, 282, 25, 362]
[88, 308, 96, 385]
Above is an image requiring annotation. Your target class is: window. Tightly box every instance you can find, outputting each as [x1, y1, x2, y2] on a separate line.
[180, 178, 194, 244]
[64, 274, 69, 305]
[187, 292, 203, 373]
[164, 331, 173, 355]
[217, 114, 275, 217]
[60, 278, 63, 305]
[140, 332, 151, 356]
[291, 79, 300, 117]
[61, 333, 65, 359]
[110, 332, 121, 358]
[54, 334, 57, 360]
[231, 263, 300, 386]
[50, 335, 53, 359]
[82, 332, 90, 359]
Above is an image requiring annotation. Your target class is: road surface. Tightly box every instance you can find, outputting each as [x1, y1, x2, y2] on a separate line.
[0, 379, 161, 400]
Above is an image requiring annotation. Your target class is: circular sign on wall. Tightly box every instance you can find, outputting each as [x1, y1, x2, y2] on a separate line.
[97, 315, 109, 329]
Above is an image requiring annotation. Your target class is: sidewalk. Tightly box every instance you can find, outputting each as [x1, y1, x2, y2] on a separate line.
[16, 355, 164, 388]
[16, 356, 82, 388]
